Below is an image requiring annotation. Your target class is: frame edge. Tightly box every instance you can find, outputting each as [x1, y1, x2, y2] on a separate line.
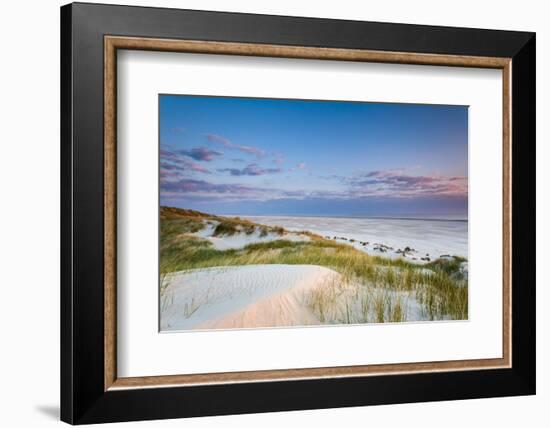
[510, 32, 536, 394]
[60, 2, 75, 425]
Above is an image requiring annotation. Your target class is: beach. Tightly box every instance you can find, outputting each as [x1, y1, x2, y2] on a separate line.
[244, 215, 468, 263]
[159, 207, 468, 332]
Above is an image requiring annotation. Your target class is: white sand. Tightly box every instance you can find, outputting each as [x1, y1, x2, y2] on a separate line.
[160, 264, 429, 332]
[191, 220, 310, 250]
[160, 264, 341, 331]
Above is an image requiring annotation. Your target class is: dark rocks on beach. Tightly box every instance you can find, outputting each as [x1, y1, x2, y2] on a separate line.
[421, 256, 431, 261]
[373, 243, 392, 253]
[396, 246, 419, 258]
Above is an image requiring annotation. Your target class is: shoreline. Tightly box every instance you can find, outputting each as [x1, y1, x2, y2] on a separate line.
[240, 214, 468, 262]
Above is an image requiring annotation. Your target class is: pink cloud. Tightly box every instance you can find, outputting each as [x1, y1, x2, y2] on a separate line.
[272, 152, 285, 165]
[160, 149, 211, 176]
[205, 133, 265, 157]
[349, 169, 467, 198]
[288, 162, 308, 172]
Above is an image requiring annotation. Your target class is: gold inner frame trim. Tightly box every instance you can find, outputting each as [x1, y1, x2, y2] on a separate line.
[104, 35, 512, 391]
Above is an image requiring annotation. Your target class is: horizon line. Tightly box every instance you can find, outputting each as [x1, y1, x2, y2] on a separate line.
[232, 213, 468, 222]
[160, 205, 467, 222]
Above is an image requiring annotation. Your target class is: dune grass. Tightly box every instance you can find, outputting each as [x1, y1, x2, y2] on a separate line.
[212, 221, 239, 237]
[160, 206, 468, 322]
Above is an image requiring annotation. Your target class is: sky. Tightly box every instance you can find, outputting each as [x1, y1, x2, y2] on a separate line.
[159, 95, 468, 219]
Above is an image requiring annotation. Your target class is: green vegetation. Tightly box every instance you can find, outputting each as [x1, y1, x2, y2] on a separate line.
[212, 221, 239, 237]
[160, 206, 468, 322]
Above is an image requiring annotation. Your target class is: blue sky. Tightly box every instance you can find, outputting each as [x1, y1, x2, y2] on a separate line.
[160, 95, 468, 218]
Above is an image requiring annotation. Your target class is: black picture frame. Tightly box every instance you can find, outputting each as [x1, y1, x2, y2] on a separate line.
[61, 2, 535, 424]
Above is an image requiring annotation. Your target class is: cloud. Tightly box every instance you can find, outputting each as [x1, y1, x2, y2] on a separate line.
[160, 176, 314, 203]
[188, 163, 210, 174]
[160, 162, 179, 171]
[162, 179, 249, 194]
[288, 162, 308, 172]
[160, 160, 466, 204]
[205, 133, 265, 157]
[177, 146, 222, 162]
[217, 163, 282, 176]
[160, 148, 178, 161]
[272, 152, 285, 165]
[348, 169, 467, 198]
[160, 169, 180, 180]
[319, 174, 346, 181]
[170, 127, 185, 133]
[364, 168, 407, 178]
[161, 161, 210, 175]
[205, 133, 230, 145]
[160, 148, 211, 175]
[161, 178, 278, 202]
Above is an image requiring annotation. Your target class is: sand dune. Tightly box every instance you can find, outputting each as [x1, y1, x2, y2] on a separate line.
[192, 220, 310, 250]
[160, 264, 341, 331]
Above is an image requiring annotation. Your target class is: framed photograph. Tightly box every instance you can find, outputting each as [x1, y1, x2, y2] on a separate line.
[60, 2, 535, 424]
